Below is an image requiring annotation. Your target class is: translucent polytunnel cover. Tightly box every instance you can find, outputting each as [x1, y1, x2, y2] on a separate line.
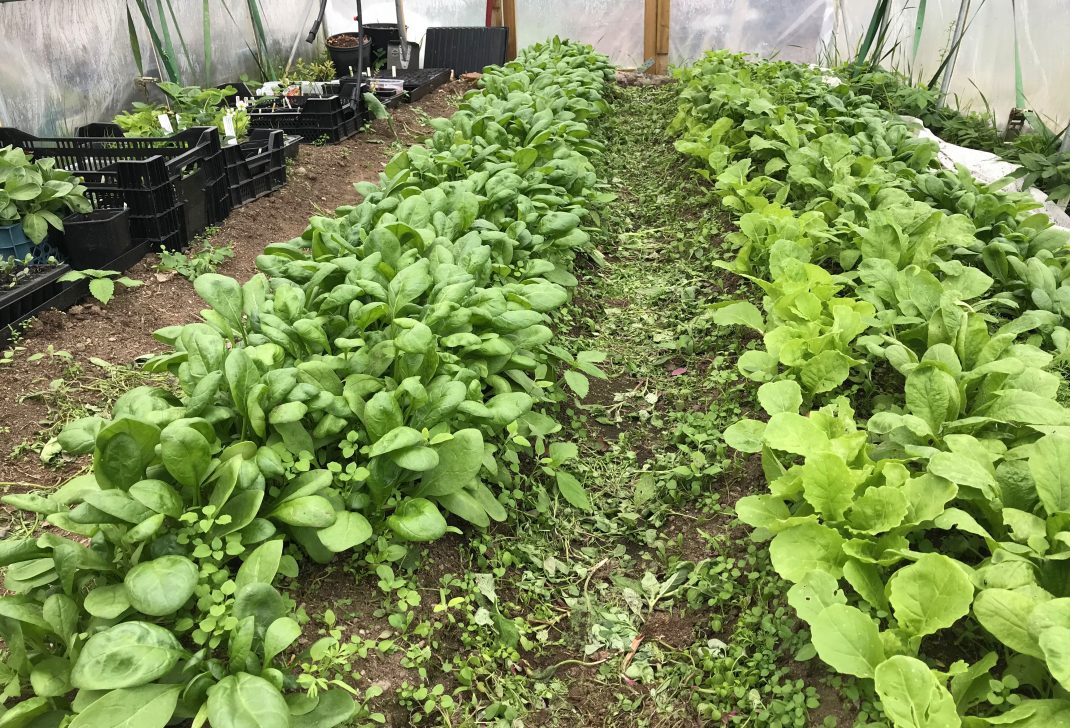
[671, 0, 834, 65]
[515, 0, 645, 68]
[514, 0, 831, 69]
[0, 0, 334, 136]
[830, 0, 1070, 129]
[2, 0, 1068, 136]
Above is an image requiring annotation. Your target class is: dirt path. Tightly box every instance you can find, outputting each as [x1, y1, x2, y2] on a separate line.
[284, 84, 862, 725]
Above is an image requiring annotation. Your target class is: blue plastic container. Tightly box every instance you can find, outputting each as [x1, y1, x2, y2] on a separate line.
[0, 224, 34, 261]
[0, 223, 65, 264]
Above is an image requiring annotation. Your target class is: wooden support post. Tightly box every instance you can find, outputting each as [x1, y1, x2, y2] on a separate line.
[656, 0, 670, 73]
[644, 0, 670, 73]
[490, 0, 517, 61]
[503, 0, 517, 60]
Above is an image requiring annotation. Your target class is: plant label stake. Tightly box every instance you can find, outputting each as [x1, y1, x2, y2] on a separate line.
[158, 114, 174, 133]
[222, 112, 237, 145]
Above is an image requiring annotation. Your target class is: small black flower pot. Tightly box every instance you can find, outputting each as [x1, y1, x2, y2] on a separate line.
[326, 33, 371, 78]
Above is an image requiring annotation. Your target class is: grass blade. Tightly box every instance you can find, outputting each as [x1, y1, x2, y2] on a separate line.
[220, 0, 268, 78]
[1011, 0, 1025, 109]
[855, 0, 891, 65]
[153, 0, 182, 81]
[912, 0, 927, 60]
[131, 0, 180, 82]
[126, 4, 144, 77]
[925, 0, 988, 89]
[246, 0, 277, 80]
[160, 0, 194, 80]
[203, 0, 212, 87]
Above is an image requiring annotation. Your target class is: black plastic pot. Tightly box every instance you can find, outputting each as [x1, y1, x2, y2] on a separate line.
[326, 33, 371, 78]
[63, 209, 133, 269]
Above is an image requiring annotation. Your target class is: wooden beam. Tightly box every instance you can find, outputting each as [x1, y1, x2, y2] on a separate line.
[503, 0, 517, 60]
[644, 0, 670, 73]
[655, 0, 670, 74]
[643, 0, 657, 69]
[489, 0, 517, 61]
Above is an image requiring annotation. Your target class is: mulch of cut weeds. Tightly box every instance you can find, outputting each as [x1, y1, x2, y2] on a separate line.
[0, 79, 472, 493]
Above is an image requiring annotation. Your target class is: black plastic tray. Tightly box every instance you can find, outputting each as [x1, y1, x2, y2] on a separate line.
[0, 265, 72, 342]
[376, 68, 452, 103]
[424, 27, 507, 75]
[0, 239, 156, 343]
[222, 129, 287, 207]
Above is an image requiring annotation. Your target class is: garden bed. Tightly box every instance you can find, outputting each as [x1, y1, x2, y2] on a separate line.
[0, 65, 861, 726]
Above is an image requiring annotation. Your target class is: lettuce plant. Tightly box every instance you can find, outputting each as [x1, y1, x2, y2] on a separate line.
[676, 50, 1070, 725]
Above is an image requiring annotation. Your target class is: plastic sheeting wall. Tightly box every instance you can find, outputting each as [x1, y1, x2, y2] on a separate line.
[515, 0, 645, 68]
[4, 1, 1067, 138]
[513, 0, 829, 68]
[671, 0, 834, 64]
[0, 0, 838, 136]
[829, 0, 1070, 129]
[0, 0, 330, 136]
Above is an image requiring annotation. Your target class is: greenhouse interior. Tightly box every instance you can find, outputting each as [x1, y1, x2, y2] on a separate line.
[1, 0, 1070, 725]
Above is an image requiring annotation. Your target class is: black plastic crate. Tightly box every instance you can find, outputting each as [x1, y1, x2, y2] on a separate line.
[70, 157, 177, 217]
[176, 168, 209, 239]
[222, 129, 287, 207]
[78, 122, 232, 230]
[129, 204, 186, 250]
[224, 81, 366, 143]
[375, 68, 452, 103]
[0, 264, 71, 340]
[424, 27, 508, 75]
[63, 208, 133, 270]
[282, 134, 302, 161]
[226, 79, 364, 144]
[0, 126, 228, 249]
[248, 96, 362, 143]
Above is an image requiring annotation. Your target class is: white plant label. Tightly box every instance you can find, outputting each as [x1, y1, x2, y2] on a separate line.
[223, 112, 237, 143]
[157, 114, 174, 133]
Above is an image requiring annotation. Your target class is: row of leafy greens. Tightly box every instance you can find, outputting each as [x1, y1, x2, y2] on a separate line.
[671, 51, 1070, 727]
[0, 38, 614, 728]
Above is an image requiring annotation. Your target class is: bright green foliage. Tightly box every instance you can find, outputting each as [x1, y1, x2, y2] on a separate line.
[113, 83, 250, 139]
[674, 51, 1070, 724]
[0, 38, 614, 726]
[0, 145, 92, 244]
[57, 268, 142, 305]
